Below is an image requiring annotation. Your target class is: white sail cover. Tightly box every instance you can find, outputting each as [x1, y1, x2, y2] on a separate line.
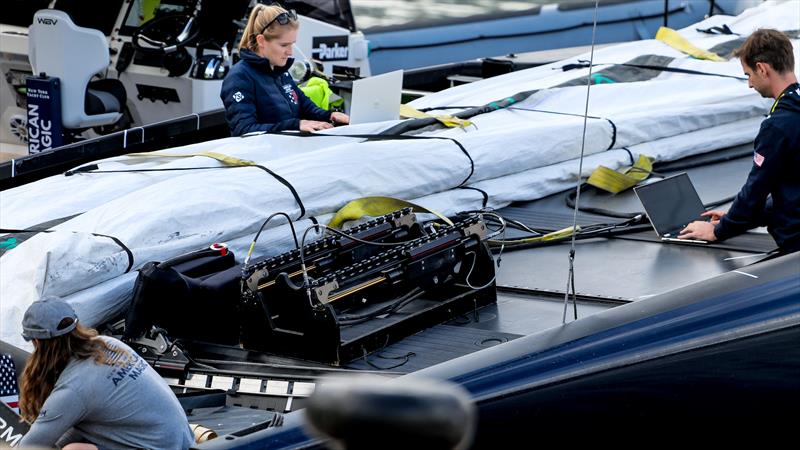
[2, 1, 798, 349]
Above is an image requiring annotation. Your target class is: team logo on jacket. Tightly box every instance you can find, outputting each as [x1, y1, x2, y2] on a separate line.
[753, 152, 765, 167]
[283, 84, 299, 104]
[232, 91, 244, 102]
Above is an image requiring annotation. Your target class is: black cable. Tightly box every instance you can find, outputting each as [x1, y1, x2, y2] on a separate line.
[496, 222, 654, 251]
[338, 288, 424, 325]
[357, 337, 415, 371]
[504, 218, 544, 236]
[562, 61, 747, 81]
[363, 351, 415, 371]
[458, 186, 489, 208]
[243, 211, 300, 271]
[254, 212, 300, 251]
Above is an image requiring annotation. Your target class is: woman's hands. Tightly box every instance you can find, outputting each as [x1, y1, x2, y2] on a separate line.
[300, 112, 350, 132]
[330, 111, 350, 125]
[300, 120, 333, 132]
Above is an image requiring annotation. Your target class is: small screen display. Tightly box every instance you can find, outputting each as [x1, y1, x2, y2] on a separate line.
[635, 173, 706, 236]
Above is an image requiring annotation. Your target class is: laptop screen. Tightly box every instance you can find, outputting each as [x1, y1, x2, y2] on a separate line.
[349, 70, 403, 124]
[634, 173, 706, 237]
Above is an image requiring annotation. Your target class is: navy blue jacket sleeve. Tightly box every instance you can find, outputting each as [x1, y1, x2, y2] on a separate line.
[714, 122, 785, 240]
[221, 71, 300, 135]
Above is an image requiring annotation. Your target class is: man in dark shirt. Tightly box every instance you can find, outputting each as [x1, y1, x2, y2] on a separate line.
[679, 29, 800, 254]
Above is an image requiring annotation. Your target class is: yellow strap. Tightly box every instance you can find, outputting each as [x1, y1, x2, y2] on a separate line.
[400, 104, 473, 129]
[489, 225, 580, 245]
[655, 27, 725, 62]
[126, 151, 256, 167]
[328, 196, 453, 229]
[587, 154, 654, 194]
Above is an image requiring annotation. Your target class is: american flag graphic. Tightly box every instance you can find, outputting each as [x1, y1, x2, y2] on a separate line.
[0, 354, 20, 413]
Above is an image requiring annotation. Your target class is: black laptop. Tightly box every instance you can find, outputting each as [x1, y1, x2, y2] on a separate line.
[633, 173, 709, 244]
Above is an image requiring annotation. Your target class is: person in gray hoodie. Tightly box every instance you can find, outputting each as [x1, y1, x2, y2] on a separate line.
[17, 297, 193, 450]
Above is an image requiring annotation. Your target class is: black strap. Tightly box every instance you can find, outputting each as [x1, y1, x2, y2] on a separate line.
[696, 25, 737, 35]
[562, 61, 747, 81]
[0, 227, 134, 273]
[620, 147, 635, 165]
[458, 186, 489, 208]
[276, 131, 476, 187]
[418, 106, 479, 112]
[605, 118, 617, 151]
[507, 106, 618, 151]
[249, 164, 306, 220]
[95, 233, 135, 273]
[64, 164, 99, 176]
[62, 164, 308, 221]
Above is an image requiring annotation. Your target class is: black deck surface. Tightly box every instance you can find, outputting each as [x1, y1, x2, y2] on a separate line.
[493, 147, 775, 301]
[343, 291, 613, 373]
[495, 238, 761, 301]
[229, 146, 769, 375]
[188, 406, 277, 436]
[344, 323, 522, 373]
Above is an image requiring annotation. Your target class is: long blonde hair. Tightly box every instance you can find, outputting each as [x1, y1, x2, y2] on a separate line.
[239, 4, 299, 52]
[19, 323, 114, 423]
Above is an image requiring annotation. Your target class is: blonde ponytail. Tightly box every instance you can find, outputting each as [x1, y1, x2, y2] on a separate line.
[238, 4, 299, 52]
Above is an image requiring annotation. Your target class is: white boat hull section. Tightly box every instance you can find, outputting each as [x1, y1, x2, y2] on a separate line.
[2, 1, 797, 349]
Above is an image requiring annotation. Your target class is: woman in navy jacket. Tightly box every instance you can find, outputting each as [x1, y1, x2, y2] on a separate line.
[221, 4, 349, 136]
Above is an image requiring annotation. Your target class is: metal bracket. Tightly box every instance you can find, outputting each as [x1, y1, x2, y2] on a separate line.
[463, 220, 487, 240]
[314, 280, 339, 304]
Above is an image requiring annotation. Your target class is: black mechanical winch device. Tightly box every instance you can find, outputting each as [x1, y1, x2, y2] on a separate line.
[123, 209, 496, 366]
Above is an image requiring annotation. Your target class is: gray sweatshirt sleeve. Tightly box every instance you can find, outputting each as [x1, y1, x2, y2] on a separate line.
[18, 387, 88, 448]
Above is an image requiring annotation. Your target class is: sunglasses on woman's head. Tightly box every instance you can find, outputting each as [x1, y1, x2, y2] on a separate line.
[260, 10, 298, 35]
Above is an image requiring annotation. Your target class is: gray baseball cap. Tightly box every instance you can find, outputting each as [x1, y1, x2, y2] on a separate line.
[21, 296, 78, 341]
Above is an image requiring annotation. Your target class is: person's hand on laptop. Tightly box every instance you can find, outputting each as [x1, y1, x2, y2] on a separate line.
[679, 220, 717, 241]
[300, 120, 334, 132]
[701, 210, 726, 225]
[330, 111, 350, 126]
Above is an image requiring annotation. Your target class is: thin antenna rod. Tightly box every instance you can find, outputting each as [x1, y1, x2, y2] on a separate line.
[563, 0, 600, 325]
